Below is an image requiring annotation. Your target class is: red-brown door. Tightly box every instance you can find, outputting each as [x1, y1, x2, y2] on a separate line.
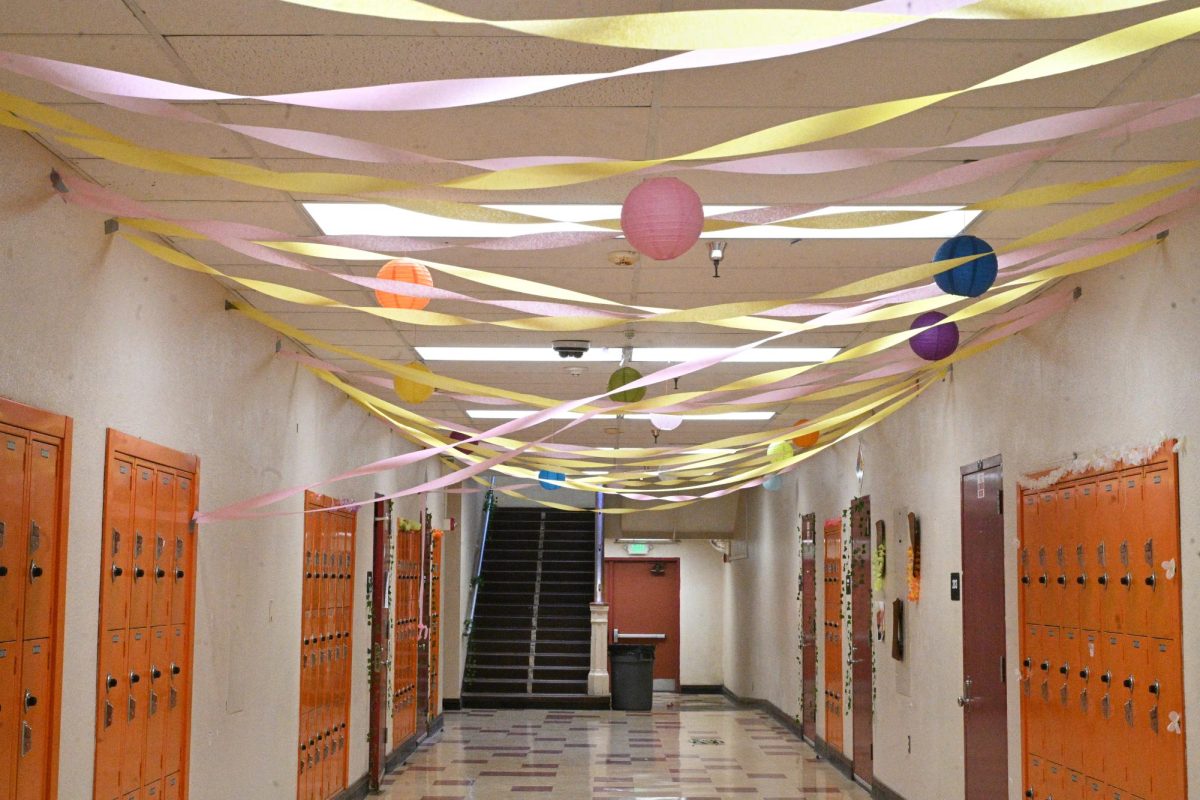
[961, 457, 1009, 800]
[850, 497, 873, 785]
[800, 513, 818, 741]
[605, 558, 680, 689]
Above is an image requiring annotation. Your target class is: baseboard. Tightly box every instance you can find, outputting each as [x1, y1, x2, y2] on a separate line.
[871, 777, 908, 800]
[333, 774, 369, 800]
[811, 735, 855, 781]
[680, 684, 723, 694]
[385, 732, 420, 773]
[442, 698, 462, 711]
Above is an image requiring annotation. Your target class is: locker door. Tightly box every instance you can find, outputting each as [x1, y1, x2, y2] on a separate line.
[1094, 476, 1121, 633]
[15, 639, 52, 800]
[1021, 493, 1041, 624]
[1064, 770, 1086, 800]
[1078, 631, 1103, 778]
[1045, 761, 1066, 800]
[1037, 492, 1058, 626]
[161, 625, 187, 778]
[0, 429, 27, 644]
[1115, 472, 1145, 634]
[1059, 628, 1083, 771]
[1054, 488, 1079, 629]
[1098, 633, 1126, 788]
[1147, 638, 1185, 800]
[22, 442, 59, 641]
[103, 459, 134, 633]
[144, 627, 170, 786]
[169, 474, 192, 627]
[1120, 636, 1150, 799]
[1074, 482, 1101, 632]
[95, 631, 127, 800]
[1041, 626, 1063, 762]
[130, 467, 156, 630]
[0, 644, 18, 799]
[1083, 776, 1105, 800]
[162, 773, 179, 800]
[119, 630, 149, 795]
[151, 472, 174, 628]
[1140, 467, 1178, 641]
[143, 781, 162, 800]
[1027, 753, 1045, 799]
[1022, 623, 1044, 758]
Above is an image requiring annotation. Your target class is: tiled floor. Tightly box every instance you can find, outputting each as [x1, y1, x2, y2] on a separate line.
[379, 694, 870, 799]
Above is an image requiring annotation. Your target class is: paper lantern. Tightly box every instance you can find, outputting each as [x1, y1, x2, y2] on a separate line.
[767, 440, 793, 463]
[933, 235, 997, 297]
[792, 419, 819, 449]
[375, 259, 433, 310]
[649, 413, 682, 431]
[538, 470, 566, 490]
[620, 177, 704, 261]
[608, 366, 646, 403]
[393, 361, 435, 403]
[909, 311, 960, 361]
[763, 474, 782, 492]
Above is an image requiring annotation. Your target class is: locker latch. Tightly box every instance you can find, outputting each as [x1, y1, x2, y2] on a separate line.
[104, 700, 113, 729]
[21, 722, 32, 756]
[1150, 704, 1159, 734]
[149, 691, 158, 716]
[1096, 542, 1106, 567]
[1124, 698, 1135, 727]
[0, 520, 5, 548]
[28, 561, 43, 582]
[1143, 538, 1153, 566]
[128, 696, 137, 721]
[28, 521, 40, 553]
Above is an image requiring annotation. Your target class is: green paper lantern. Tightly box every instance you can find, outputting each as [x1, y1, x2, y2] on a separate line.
[767, 440, 793, 463]
[607, 366, 646, 403]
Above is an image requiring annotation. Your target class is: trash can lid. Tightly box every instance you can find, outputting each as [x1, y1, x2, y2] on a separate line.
[608, 643, 656, 659]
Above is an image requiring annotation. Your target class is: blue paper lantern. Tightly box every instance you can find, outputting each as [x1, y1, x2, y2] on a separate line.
[763, 474, 783, 492]
[538, 470, 566, 490]
[933, 235, 997, 297]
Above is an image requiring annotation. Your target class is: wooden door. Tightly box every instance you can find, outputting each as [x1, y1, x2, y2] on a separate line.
[800, 513, 818, 741]
[961, 457, 1008, 800]
[849, 497, 873, 784]
[605, 558, 680, 689]
[822, 518, 843, 754]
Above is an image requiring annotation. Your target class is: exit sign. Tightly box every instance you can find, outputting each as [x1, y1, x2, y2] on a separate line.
[625, 542, 651, 556]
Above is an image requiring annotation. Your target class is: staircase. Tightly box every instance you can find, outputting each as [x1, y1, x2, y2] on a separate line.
[462, 508, 605, 708]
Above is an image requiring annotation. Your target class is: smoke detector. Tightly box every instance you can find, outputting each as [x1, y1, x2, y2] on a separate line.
[608, 250, 640, 267]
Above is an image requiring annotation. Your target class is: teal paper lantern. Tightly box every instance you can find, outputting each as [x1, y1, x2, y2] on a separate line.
[763, 474, 783, 492]
[933, 235, 997, 297]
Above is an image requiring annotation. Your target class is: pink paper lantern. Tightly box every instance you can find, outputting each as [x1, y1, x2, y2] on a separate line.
[620, 177, 704, 261]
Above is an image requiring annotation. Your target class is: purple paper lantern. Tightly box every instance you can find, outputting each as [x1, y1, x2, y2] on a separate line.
[620, 177, 704, 261]
[909, 311, 959, 361]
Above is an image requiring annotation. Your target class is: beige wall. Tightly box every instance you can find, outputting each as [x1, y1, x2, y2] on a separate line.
[0, 130, 443, 799]
[723, 219, 1200, 799]
[604, 539, 725, 686]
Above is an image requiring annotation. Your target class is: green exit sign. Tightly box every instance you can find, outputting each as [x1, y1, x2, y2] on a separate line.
[625, 542, 651, 556]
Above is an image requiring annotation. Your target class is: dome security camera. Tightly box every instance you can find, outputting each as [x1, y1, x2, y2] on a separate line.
[552, 340, 590, 359]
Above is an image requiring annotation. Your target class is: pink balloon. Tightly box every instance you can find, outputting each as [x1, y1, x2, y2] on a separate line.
[620, 177, 704, 261]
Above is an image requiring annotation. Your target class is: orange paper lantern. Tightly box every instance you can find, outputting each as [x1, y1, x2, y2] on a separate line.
[792, 419, 819, 448]
[375, 259, 433, 310]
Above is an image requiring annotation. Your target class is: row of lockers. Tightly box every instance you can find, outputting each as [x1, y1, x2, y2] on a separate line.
[392, 526, 421, 745]
[298, 496, 354, 800]
[1019, 466, 1178, 637]
[94, 626, 190, 800]
[0, 414, 68, 800]
[100, 459, 194, 634]
[1022, 625, 1185, 799]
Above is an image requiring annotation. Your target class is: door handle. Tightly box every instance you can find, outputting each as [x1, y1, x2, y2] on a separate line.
[957, 678, 977, 708]
[615, 632, 667, 640]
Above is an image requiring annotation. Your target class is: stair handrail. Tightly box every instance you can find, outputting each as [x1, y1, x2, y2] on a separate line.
[463, 477, 496, 650]
[593, 491, 604, 603]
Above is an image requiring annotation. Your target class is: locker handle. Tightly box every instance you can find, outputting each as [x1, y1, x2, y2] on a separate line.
[1149, 681, 1160, 695]
[134, 567, 146, 579]
[171, 664, 181, 675]
[1097, 574, 1108, 586]
[1100, 672, 1112, 684]
[151, 666, 162, 680]
[1025, 790, 1034, 798]
[176, 568, 185, 579]
[129, 671, 141, 684]
[1039, 661, 1050, 672]
[29, 562, 43, 580]
[1055, 575, 1066, 586]
[0, 565, 6, 577]
[1119, 573, 1132, 587]
[111, 564, 123, 579]
[1021, 575, 1029, 584]
[155, 567, 166, 579]
[1122, 676, 1134, 689]
[1058, 663, 1069, 675]
[1038, 575, 1047, 585]
[1022, 658, 1031, 669]
[23, 691, 37, 709]
[1079, 668, 1090, 680]
[1075, 575, 1086, 585]
[106, 674, 118, 690]
[1144, 575, 1156, 588]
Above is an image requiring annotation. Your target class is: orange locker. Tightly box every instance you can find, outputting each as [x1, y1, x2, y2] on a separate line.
[1041, 626, 1063, 762]
[1120, 636, 1151, 799]
[0, 429, 27, 643]
[22, 442, 60, 642]
[16, 639, 52, 799]
[1094, 475, 1122, 632]
[1058, 627, 1083, 771]
[144, 780, 162, 800]
[143, 627, 170, 786]
[1115, 472, 1145, 634]
[1054, 487, 1080, 629]
[1065, 770, 1086, 800]
[95, 631, 127, 800]
[1097, 632, 1126, 788]
[1026, 752, 1046, 799]
[1074, 482, 1101, 632]
[102, 459, 134, 634]
[150, 473, 174, 628]
[162, 773, 179, 800]
[1019, 493, 1039, 617]
[169, 475, 192, 627]
[1045, 762, 1067, 800]
[160, 625, 187, 778]
[822, 522, 843, 754]
[130, 467, 155, 630]
[1084, 775, 1105, 799]
[1140, 467, 1179, 641]
[1022, 624, 1044, 757]
[1077, 631, 1104, 778]
[120, 630, 150, 795]
[0, 644, 16, 799]
[1147, 638, 1185, 800]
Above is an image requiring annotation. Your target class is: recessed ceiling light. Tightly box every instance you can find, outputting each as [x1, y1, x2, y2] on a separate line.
[304, 202, 978, 241]
[416, 346, 838, 363]
[466, 410, 774, 421]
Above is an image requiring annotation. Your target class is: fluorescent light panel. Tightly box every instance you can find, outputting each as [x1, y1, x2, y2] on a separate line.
[305, 202, 978, 240]
[466, 410, 774, 421]
[416, 346, 839, 363]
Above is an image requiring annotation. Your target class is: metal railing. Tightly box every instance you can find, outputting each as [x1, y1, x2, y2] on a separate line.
[463, 478, 496, 658]
[593, 491, 604, 603]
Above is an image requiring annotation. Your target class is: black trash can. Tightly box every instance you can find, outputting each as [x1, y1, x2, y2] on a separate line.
[609, 644, 655, 711]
